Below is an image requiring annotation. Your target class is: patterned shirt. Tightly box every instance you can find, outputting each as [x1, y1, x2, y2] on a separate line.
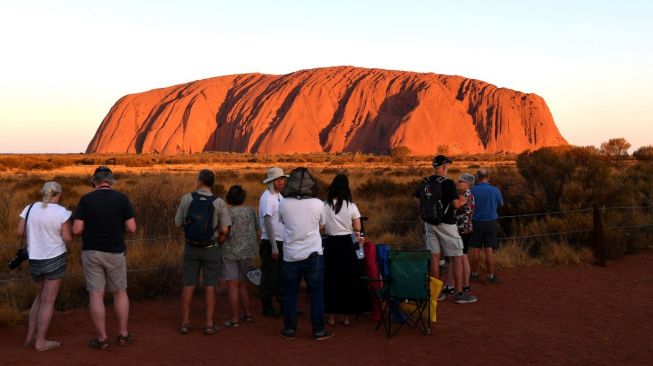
[222, 206, 259, 261]
[455, 190, 475, 234]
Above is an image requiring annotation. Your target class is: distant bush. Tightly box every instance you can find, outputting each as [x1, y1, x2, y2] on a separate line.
[633, 145, 653, 161]
[390, 146, 411, 164]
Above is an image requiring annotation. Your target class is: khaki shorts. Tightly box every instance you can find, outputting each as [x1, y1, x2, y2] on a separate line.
[424, 223, 464, 257]
[82, 250, 127, 292]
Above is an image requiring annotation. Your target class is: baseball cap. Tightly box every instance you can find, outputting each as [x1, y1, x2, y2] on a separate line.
[432, 155, 452, 167]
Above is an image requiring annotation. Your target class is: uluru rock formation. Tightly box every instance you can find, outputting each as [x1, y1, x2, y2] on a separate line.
[87, 66, 567, 155]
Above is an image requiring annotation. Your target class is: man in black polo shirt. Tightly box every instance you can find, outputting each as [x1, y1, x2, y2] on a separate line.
[73, 166, 136, 349]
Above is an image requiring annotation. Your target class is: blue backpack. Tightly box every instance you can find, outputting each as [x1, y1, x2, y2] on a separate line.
[184, 192, 217, 247]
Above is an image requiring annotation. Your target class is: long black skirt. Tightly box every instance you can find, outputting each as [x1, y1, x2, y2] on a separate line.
[324, 234, 363, 315]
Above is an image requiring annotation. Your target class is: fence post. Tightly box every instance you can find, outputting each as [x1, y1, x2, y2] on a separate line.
[592, 206, 606, 267]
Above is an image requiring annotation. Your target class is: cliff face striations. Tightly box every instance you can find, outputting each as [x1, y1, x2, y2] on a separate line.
[87, 66, 567, 155]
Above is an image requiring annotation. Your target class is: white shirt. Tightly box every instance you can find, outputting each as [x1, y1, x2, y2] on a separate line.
[278, 197, 325, 262]
[324, 200, 361, 236]
[259, 189, 284, 241]
[20, 203, 71, 260]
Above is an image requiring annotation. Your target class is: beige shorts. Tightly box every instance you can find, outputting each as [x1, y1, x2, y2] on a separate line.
[82, 250, 127, 292]
[424, 222, 464, 257]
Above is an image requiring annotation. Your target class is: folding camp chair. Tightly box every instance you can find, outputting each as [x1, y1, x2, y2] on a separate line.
[376, 250, 431, 337]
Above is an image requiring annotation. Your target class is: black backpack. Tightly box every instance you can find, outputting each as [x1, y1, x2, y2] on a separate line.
[184, 192, 218, 247]
[418, 176, 446, 225]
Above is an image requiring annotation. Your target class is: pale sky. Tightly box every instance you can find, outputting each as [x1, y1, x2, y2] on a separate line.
[0, 0, 651, 153]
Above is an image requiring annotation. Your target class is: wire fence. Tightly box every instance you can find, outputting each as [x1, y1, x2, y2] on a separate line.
[1, 205, 652, 284]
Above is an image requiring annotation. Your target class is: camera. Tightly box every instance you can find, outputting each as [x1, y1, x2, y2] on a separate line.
[8, 248, 28, 270]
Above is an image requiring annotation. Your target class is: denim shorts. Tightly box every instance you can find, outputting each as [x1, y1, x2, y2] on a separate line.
[29, 252, 67, 282]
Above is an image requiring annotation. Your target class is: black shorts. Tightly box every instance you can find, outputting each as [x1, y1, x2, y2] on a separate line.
[460, 232, 471, 254]
[470, 220, 498, 249]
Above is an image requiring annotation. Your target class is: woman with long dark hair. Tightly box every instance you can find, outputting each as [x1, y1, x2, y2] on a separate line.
[323, 174, 362, 326]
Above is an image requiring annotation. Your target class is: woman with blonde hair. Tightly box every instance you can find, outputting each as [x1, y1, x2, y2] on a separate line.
[17, 182, 72, 351]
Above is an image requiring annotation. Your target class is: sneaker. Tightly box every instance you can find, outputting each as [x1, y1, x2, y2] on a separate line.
[462, 285, 471, 293]
[470, 272, 479, 281]
[454, 292, 478, 304]
[278, 329, 295, 340]
[313, 330, 335, 341]
[442, 285, 456, 295]
[486, 275, 500, 284]
[437, 291, 446, 301]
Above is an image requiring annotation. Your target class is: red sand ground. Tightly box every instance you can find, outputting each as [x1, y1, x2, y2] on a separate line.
[1, 252, 652, 366]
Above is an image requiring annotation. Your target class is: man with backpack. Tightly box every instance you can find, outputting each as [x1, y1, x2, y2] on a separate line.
[174, 169, 232, 335]
[416, 155, 478, 304]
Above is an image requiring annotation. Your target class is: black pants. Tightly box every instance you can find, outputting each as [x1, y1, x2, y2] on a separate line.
[259, 239, 284, 309]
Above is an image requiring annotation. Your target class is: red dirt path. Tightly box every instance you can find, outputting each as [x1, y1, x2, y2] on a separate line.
[2, 252, 652, 366]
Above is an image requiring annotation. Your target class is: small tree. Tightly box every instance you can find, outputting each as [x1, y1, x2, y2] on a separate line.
[600, 138, 631, 163]
[390, 146, 411, 164]
[633, 145, 653, 161]
[436, 144, 450, 155]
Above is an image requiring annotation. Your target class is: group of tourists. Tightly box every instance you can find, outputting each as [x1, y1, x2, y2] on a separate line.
[14, 154, 503, 350]
[417, 155, 503, 305]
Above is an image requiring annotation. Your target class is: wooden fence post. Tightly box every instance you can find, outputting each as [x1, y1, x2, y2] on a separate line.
[592, 206, 606, 267]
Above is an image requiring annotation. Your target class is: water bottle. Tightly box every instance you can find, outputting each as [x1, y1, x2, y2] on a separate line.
[354, 232, 365, 260]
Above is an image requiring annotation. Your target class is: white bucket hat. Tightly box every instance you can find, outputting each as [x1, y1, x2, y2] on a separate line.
[262, 167, 289, 184]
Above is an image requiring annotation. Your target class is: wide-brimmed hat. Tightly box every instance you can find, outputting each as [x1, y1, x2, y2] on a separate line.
[262, 167, 289, 184]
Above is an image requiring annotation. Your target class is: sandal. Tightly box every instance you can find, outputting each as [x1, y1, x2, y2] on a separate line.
[116, 334, 133, 346]
[203, 324, 221, 335]
[223, 319, 240, 328]
[36, 340, 60, 352]
[179, 323, 192, 335]
[241, 314, 254, 323]
[89, 338, 109, 349]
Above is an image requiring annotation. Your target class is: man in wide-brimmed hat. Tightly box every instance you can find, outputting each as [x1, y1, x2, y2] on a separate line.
[258, 167, 288, 317]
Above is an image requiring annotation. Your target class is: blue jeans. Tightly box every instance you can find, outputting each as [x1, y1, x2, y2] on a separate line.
[281, 253, 325, 335]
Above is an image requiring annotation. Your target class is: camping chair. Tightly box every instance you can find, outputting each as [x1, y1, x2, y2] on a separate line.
[376, 250, 431, 337]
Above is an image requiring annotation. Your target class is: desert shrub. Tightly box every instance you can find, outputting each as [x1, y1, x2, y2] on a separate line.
[355, 177, 420, 201]
[390, 146, 411, 164]
[633, 145, 653, 161]
[600, 137, 631, 163]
